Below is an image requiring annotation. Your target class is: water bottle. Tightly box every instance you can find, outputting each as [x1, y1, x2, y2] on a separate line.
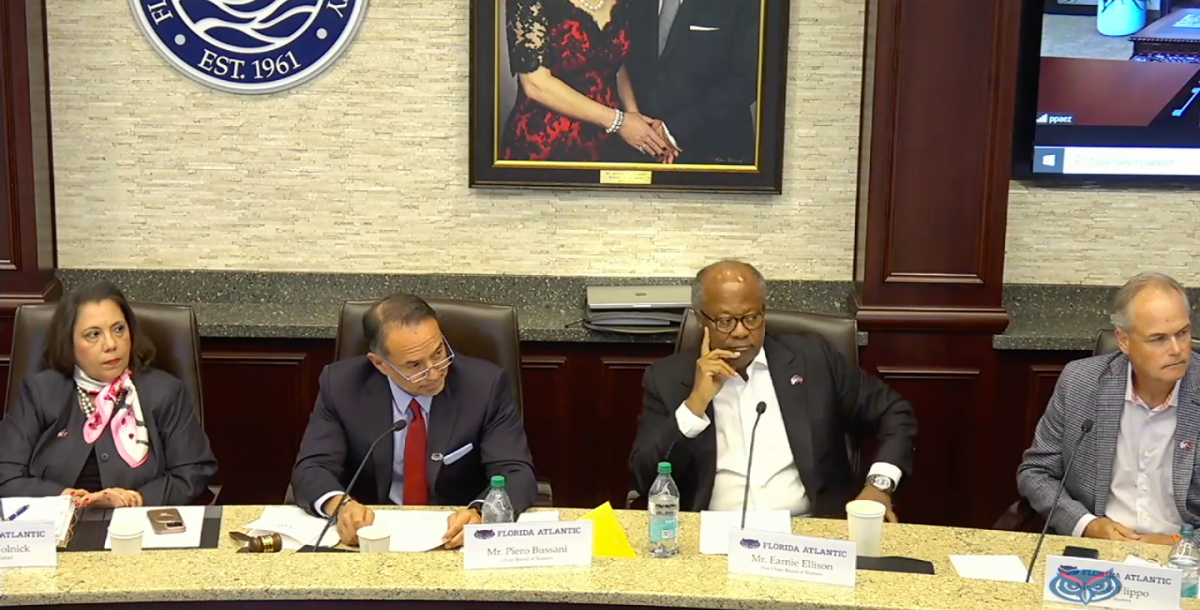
[648, 461, 680, 558]
[1169, 524, 1200, 598]
[481, 475, 514, 523]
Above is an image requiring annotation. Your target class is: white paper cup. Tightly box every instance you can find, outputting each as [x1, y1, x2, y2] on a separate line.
[846, 499, 886, 558]
[357, 525, 390, 553]
[108, 521, 145, 556]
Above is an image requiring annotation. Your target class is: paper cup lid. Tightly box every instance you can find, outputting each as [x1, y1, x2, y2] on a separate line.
[356, 525, 390, 540]
[845, 500, 886, 518]
[108, 521, 145, 538]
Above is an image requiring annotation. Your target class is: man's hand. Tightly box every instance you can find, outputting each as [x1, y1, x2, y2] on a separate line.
[684, 327, 739, 416]
[78, 488, 143, 509]
[1083, 517, 1141, 542]
[1139, 533, 1177, 546]
[646, 118, 681, 164]
[855, 486, 898, 523]
[443, 507, 482, 549]
[323, 495, 375, 546]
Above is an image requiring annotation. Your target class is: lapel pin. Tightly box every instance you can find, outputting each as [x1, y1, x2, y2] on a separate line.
[57, 429, 69, 438]
[1182, 441, 1195, 452]
[791, 374, 803, 385]
[430, 453, 444, 462]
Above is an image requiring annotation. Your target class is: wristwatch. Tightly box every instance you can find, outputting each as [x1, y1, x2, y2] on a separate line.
[865, 474, 897, 494]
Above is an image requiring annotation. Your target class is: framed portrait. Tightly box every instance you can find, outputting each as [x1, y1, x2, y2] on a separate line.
[469, 0, 791, 194]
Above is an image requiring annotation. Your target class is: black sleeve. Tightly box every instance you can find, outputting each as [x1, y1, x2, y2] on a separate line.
[824, 338, 917, 476]
[474, 371, 538, 514]
[507, 0, 550, 75]
[628, 365, 687, 499]
[291, 366, 351, 516]
[0, 379, 68, 498]
[136, 381, 218, 506]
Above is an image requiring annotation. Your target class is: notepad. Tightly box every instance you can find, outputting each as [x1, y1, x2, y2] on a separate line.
[699, 510, 791, 555]
[1, 496, 75, 544]
[372, 510, 455, 552]
[949, 555, 1029, 583]
[105, 506, 206, 549]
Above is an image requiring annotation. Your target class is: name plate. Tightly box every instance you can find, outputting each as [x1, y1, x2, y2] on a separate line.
[463, 521, 593, 570]
[599, 170, 652, 185]
[0, 521, 57, 568]
[728, 529, 856, 587]
[1043, 555, 1182, 610]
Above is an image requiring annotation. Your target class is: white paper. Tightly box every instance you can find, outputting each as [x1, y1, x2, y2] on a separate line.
[244, 505, 339, 549]
[949, 555, 1029, 583]
[463, 520, 593, 570]
[0, 520, 57, 568]
[371, 510, 454, 552]
[699, 510, 791, 555]
[104, 506, 205, 549]
[727, 529, 856, 587]
[518, 510, 561, 523]
[2, 496, 74, 544]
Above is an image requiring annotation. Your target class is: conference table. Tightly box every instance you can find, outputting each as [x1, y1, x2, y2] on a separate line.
[2, 507, 1198, 610]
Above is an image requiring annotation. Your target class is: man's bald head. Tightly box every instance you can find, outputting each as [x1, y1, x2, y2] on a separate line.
[691, 260, 768, 311]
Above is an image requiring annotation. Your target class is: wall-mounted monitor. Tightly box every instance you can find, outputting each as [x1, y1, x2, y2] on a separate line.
[1013, 0, 1200, 180]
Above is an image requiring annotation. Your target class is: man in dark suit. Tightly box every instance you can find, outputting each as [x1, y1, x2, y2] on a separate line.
[624, 0, 761, 165]
[291, 294, 537, 547]
[629, 261, 917, 519]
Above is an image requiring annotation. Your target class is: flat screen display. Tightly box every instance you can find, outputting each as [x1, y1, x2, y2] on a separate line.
[1016, 0, 1200, 179]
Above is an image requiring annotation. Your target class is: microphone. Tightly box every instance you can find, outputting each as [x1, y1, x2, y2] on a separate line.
[300, 419, 408, 553]
[740, 401, 768, 530]
[1025, 418, 1094, 583]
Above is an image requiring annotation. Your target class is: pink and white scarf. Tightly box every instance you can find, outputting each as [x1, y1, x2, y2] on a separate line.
[73, 367, 150, 468]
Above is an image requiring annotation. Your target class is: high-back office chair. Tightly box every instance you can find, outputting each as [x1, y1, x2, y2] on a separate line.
[4, 302, 215, 504]
[626, 309, 862, 509]
[993, 329, 1200, 532]
[5, 302, 206, 425]
[284, 298, 551, 507]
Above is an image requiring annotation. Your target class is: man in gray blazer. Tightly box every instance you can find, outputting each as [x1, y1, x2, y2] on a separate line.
[1018, 272, 1197, 545]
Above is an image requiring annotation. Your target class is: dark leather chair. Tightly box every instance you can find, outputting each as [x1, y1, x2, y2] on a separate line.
[993, 329, 1200, 532]
[4, 301, 215, 504]
[626, 308, 862, 509]
[327, 298, 551, 507]
[1092, 329, 1199, 356]
[5, 302, 205, 424]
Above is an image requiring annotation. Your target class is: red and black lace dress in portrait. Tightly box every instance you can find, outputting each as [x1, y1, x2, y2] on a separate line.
[501, 0, 631, 162]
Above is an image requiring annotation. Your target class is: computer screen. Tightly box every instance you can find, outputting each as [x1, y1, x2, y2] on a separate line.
[1015, 0, 1200, 179]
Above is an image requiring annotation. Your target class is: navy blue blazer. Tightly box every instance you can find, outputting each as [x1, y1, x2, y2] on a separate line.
[0, 368, 217, 505]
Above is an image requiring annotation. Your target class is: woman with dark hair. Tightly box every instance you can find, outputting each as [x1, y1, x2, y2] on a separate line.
[0, 281, 216, 507]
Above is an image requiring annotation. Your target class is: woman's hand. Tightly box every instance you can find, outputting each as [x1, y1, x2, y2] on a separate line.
[78, 488, 143, 509]
[618, 112, 672, 157]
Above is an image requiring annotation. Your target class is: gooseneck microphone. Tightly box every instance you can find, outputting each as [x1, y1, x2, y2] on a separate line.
[740, 401, 768, 530]
[300, 419, 408, 553]
[1025, 418, 1094, 583]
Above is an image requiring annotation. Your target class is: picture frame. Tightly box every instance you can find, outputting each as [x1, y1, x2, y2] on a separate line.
[469, 0, 791, 194]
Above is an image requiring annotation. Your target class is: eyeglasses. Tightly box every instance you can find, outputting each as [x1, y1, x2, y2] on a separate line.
[699, 310, 765, 334]
[381, 341, 455, 383]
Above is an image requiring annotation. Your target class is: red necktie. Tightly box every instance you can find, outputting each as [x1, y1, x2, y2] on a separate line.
[403, 399, 429, 505]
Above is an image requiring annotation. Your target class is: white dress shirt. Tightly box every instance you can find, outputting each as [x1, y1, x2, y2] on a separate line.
[674, 347, 902, 516]
[1072, 366, 1183, 537]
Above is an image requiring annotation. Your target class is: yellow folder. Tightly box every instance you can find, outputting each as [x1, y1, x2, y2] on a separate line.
[578, 502, 638, 559]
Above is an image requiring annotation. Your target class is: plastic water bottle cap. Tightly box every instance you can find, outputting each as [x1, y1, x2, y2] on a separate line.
[657, 462, 672, 474]
[491, 475, 506, 487]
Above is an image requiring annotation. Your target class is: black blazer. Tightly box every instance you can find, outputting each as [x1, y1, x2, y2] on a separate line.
[629, 334, 917, 518]
[624, 0, 760, 165]
[0, 368, 217, 505]
[291, 355, 537, 515]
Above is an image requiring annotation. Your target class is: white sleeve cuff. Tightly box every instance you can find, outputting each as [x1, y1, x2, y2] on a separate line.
[868, 463, 903, 487]
[675, 402, 711, 438]
[315, 491, 345, 518]
[1072, 514, 1098, 538]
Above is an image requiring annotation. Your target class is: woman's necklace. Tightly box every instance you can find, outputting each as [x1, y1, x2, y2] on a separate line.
[577, 0, 605, 12]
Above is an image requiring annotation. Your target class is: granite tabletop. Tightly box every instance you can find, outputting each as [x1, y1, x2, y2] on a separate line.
[56, 271, 1199, 352]
[2, 506, 1196, 609]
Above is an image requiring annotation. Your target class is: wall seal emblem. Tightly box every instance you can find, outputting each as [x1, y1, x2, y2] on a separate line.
[130, 0, 367, 94]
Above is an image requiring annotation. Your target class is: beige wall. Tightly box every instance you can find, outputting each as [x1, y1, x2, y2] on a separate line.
[1005, 184, 1200, 285]
[47, 0, 865, 279]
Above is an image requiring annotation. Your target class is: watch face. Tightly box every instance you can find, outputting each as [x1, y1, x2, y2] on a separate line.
[870, 475, 892, 491]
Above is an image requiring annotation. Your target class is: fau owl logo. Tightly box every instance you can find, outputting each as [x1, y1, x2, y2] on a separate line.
[130, 0, 367, 94]
[1048, 566, 1122, 605]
